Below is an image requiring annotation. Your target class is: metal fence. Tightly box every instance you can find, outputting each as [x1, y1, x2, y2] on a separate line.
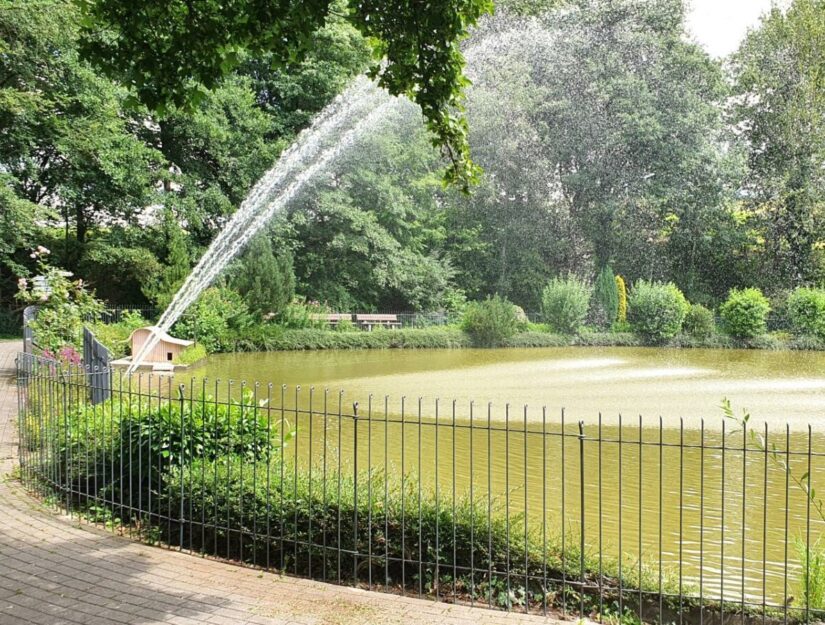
[15, 354, 825, 624]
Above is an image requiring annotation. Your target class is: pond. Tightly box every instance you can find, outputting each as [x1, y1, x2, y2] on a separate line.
[186, 346, 825, 605]
[189, 346, 825, 430]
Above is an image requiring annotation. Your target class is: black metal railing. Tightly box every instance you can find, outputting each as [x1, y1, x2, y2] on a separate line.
[15, 354, 825, 624]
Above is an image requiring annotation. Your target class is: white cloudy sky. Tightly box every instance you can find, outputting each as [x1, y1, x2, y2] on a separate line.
[685, 0, 784, 57]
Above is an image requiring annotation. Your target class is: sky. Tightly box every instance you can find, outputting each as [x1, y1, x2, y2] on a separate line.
[685, 0, 783, 57]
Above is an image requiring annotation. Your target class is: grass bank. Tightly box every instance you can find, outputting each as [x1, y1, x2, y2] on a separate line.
[211, 326, 825, 353]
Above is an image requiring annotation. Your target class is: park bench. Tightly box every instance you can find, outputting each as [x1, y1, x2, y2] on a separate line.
[354, 314, 401, 331]
[309, 313, 353, 327]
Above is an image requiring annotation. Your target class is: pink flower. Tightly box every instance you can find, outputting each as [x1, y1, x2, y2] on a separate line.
[58, 346, 81, 366]
[39, 293, 49, 302]
[36, 245, 50, 255]
[17, 278, 27, 289]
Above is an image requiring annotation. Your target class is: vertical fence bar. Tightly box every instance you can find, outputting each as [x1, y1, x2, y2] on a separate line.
[700, 418, 705, 625]
[352, 398, 359, 583]
[384, 395, 389, 590]
[579, 420, 585, 618]
[679, 418, 684, 625]
[452, 399, 457, 606]
[659, 417, 663, 625]
[401, 396, 406, 594]
[417, 397, 423, 599]
[336, 389, 343, 583]
[562, 408, 567, 617]
[367, 394, 373, 591]
[251, 382, 260, 566]
[505, 403, 511, 608]
[742, 420, 748, 624]
[805, 424, 812, 625]
[435, 398, 440, 600]
[619, 413, 624, 618]
[308, 386, 314, 578]
[762, 423, 768, 625]
[470, 401, 475, 608]
[487, 402, 493, 609]
[784, 424, 790, 625]
[321, 388, 328, 579]
[542, 406, 548, 617]
[638, 415, 643, 624]
[721, 420, 726, 621]
[524, 406, 529, 614]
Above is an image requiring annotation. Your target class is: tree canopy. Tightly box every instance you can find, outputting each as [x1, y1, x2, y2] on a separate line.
[76, 0, 494, 188]
[1, 0, 823, 319]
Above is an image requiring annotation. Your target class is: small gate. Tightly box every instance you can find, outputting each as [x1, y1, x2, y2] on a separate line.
[83, 327, 111, 404]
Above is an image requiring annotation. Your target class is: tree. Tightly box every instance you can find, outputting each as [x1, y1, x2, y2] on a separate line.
[232, 234, 295, 318]
[144, 211, 192, 308]
[0, 0, 163, 269]
[282, 105, 461, 311]
[441, 0, 737, 308]
[77, 0, 494, 188]
[0, 179, 45, 306]
[731, 0, 825, 288]
[592, 265, 619, 328]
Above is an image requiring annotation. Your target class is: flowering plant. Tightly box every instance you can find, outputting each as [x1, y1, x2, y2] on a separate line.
[16, 248, 103, 354]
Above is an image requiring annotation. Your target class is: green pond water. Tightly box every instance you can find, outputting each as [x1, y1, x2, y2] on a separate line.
[185, 346, 825, 606]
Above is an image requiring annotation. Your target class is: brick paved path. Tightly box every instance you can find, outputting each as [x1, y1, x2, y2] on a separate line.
[0, 341, 557, 625]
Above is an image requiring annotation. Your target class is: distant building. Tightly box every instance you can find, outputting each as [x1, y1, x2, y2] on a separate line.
[128, 326, 193, 364]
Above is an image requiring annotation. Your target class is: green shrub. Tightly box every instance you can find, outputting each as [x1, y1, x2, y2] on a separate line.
[52, 390, 283, 505]
[17, 251, 104, 352]
[502, 332, 570, 348]
[174, 343, 208, 365]
[89, 310, 146, 358]
[787, 287, 825, 340]
[541, 276, 591, 334]
[615, 275, 628, 324]
[335, 318, 356, 332]
[174, 287, 253, 352]
[225, 326, 471, 352]
[160, 456, 653, 609]
[461, 295, 523, 347]
[627, 281, 689, 343]
[278, 297, 330, 329]
[592, 265, 618, 328]
[719, 288, 770, 339]
[683, 304, 715, 339]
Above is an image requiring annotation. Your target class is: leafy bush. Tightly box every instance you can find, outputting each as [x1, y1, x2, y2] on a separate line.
[174, 287, 253, 352]
[787, 287, 825, 340]
[54, 390, 285, 502]
[278, 297, 331, 329]
[88, 310, 146, 358]
[683, 304, 715, 339]
[174, 343, 208, 365]
[335, 318, 357, 332]
[591, 265, 618, 328]
[719, 288, 771, 339]
[541, 276, 591, 334]
[615, 275, 628, 324]
[17, 249, 104, 352]
[461, 295, 524, 346]
[627, 281, 689, 343]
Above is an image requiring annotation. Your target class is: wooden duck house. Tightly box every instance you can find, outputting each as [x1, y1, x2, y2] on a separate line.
[128, 326, 193, 365]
